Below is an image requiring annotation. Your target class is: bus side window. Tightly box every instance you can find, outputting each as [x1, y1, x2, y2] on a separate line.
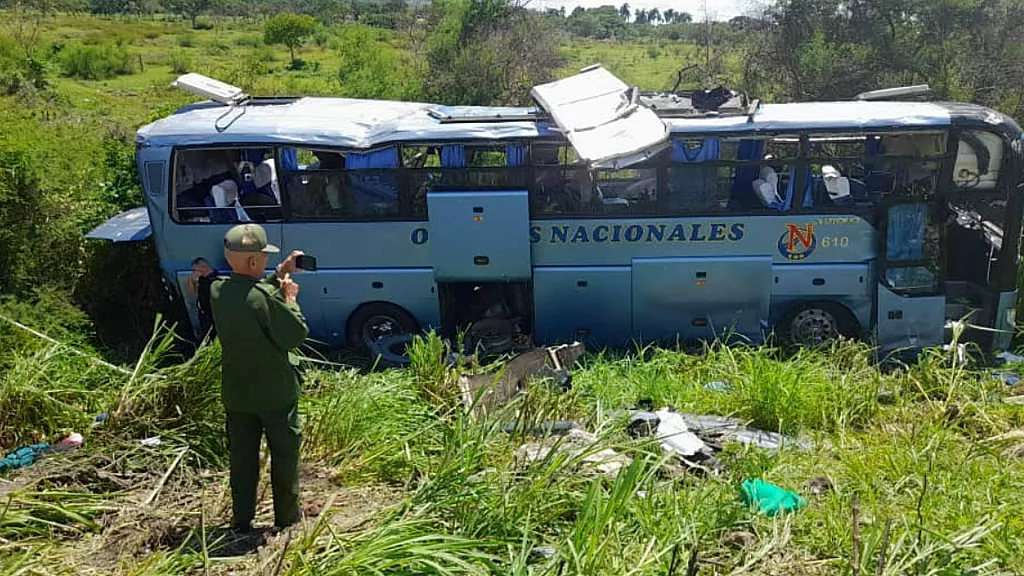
[594, 167, 658, 215]
[171, 147, 281, 224]
[530, 143, 592, 216]
[281, 146, 419, 220]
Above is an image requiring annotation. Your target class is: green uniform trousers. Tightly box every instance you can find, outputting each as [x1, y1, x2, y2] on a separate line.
[225, 403, 301, 530]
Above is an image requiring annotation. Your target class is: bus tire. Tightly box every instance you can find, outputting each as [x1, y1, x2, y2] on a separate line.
[346, 302, 419, 354]
[778, 301, 858, 349]
[370, 334, 414, 368]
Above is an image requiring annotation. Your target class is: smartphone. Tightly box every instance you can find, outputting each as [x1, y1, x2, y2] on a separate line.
[295, 254, 317, 271]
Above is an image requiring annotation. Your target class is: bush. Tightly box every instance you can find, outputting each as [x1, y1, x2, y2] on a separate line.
[193, 17, 214, 30]
[170, 51, 191, 74]
[59, 42, 136, 80]
[177, 33, 196, 48]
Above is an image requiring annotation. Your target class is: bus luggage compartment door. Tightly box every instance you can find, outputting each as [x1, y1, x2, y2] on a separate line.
[632, 256, 772, 344]
[427, 190, 531, 282]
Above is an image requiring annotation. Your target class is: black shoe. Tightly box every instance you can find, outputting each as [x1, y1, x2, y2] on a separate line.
[231, 522, 253, 534]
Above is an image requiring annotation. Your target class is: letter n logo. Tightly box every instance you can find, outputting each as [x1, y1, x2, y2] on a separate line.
[778, 223, 816, 261]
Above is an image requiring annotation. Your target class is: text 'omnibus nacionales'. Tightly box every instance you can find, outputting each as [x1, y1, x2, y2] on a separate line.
[87, 68, 1024, 359]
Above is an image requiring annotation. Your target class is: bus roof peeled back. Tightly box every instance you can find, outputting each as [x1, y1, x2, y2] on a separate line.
[530, 66, 670, 169]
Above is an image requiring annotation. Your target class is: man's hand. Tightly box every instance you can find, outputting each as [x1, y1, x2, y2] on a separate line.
[279, 273, 300, 303]
[275, 250, 305, 279]
[187, 272, 198, 294]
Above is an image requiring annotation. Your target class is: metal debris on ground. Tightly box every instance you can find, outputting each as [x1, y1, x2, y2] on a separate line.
[996, 351, 1024, 365]
[993, 371, 1021, 386]
[458, 342, 584, 418]
[612, 406, 810, 474]
[515, 428, 631, 479]
[501, 420, 580, 437]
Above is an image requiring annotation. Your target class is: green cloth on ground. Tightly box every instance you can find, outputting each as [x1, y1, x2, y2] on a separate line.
[740, 478, 806, 516]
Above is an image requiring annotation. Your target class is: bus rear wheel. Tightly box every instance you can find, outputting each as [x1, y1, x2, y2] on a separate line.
[778, 302, 856, 349]
[347, 302, 419, 354]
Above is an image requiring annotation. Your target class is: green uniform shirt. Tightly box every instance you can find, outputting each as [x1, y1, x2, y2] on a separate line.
[210, 272, 309, 413]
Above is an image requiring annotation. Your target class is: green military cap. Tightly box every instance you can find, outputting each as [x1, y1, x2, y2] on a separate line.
[223, 223, 280, 254]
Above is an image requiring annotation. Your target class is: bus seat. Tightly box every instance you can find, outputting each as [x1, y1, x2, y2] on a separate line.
[730, 139, 765, 209]
[254, 159, 280, 203]
[669, 139, 719, 211]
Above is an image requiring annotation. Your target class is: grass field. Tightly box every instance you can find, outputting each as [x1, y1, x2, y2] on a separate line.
[3, 12, 1024, 576]
[3, 322, 1024, 575]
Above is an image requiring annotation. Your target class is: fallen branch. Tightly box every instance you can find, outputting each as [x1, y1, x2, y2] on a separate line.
[144, 447, 187, 507]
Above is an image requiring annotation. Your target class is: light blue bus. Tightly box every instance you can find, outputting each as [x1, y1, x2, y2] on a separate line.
[88, 69, 1024, 359]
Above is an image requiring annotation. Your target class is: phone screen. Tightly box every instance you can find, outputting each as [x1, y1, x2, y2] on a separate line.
[296, 254, 317, 271]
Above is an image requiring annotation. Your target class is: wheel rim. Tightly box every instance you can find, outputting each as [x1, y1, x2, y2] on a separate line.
[790, 308, 839, 346]
[362, 315, 402, 349]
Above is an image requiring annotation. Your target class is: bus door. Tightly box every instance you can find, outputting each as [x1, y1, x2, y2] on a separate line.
[876, 199, 946, 352]
[426, 173, 532, 284]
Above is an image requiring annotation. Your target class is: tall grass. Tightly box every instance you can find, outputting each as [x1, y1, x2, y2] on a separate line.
[2, 305, 1024, 572]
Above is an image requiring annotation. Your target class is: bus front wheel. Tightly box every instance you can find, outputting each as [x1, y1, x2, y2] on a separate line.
[778, 302, 857, 348]
[347, 302, 419, 354]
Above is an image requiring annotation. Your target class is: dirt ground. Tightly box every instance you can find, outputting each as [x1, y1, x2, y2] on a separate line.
[1, 447, 402, 575]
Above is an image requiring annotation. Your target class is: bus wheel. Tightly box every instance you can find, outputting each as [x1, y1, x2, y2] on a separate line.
[347, 302, 419, 354]
[779, 302, 855, 348]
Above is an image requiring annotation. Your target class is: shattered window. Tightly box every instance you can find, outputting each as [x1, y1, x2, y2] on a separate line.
[171, 147, 282, 224]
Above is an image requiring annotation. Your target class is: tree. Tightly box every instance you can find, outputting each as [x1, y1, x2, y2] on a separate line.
[633, 7, 646, 24]
[165, 0, 215, 28]
[264, 12, 318, 67]
[663, 8, 674, 22]
[648, 7, 660, 24]
[424, 0, 565, 106]
[618, 2, 629, 20]
[674, 11, 691, 23]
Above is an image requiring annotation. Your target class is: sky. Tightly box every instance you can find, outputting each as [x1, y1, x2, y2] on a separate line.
[531, 0, 766, 21]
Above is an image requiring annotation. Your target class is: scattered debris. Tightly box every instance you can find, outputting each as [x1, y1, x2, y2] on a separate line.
[740, 478, 806, 516]
[626, 411, 660, 438]
[996, 351, 1024, 365]
[982, 430, 1024, 458]
[515, 428, 631, 479]
[92, 413, 109, 427]
[501, 420, 580, 437]
[530, 546, 556, 559]
[671, 413, 810, 452]
[0, 443, 51, 473]
[993, 371, 1020, 387]
[806, 476, 834, 496]
[1004, 395, 1024, 405]
[51, 433, 84, 453]
[655, 410, 708, 458]
[704, 380, 731, 393]
[458, 342, 584, 418]
[140, 437, 163, 447]
[0, 433, 83, 473]
[723, 531, 756, 549]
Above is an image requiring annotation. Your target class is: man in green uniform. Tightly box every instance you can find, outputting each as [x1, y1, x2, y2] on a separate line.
[209, 223, 309, 533]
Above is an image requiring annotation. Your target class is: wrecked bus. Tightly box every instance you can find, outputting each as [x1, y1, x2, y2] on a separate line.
[87, 68, 1024, 358]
